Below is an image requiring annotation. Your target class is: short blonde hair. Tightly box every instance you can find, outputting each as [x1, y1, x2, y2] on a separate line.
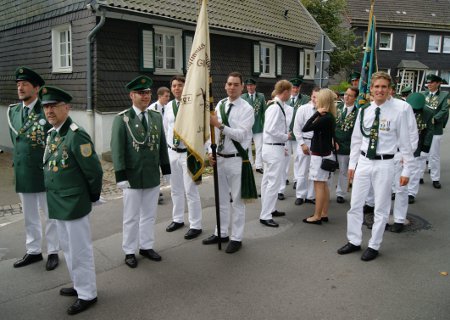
[274, 80, 292, 95]
[316, 88, 337, 117]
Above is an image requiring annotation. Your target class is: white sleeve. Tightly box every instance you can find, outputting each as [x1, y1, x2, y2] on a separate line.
[349, 109, 362, 170]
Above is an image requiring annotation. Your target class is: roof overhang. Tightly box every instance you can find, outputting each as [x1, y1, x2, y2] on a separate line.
[397, 60, 429, 70]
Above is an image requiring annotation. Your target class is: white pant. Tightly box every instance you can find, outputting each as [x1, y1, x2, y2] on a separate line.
[409, 155, 425, 197]
[392, 155, 419, 223]
[336, 154, 350, 198]
[291, 141, 300, 182]
[347, 156, 395, 250]
[215, 156, 246, 241]
[295, 140, 315, 200]
[169, 149, 202, 229]
[18, 192, 59, 254]
[279, 141, 292, 194]
[122, 187, 159, 254]
[57, 215, 96, 300]
[428, 135, 442, 181]
[253, 133, 263, 170]
[260, 144, 285, 220]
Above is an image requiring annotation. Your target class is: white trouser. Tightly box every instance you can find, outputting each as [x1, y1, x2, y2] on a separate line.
[253, 133, 263, 170]
[57, 215, 96, 300]
[295, 140, 315, 200]
[365, 186, 375, 207]
[122, 187, 159, 254]
[169, 149, 202, 229]
[214, 156, 246, 241]
[291, 141, 299, 182]
[336, 154, 350, 198]
[260, 144, 285, 220]
[408, 155, 425, 197]
[347, 156, 395, 250]
[392, 155, 418, 223]
[428, 135, 442, 181]
[19, 192, 59, 254]
[279, 141, 292, 194]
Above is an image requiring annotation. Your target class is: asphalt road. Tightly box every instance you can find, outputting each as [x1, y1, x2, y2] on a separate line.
[0, 134, 449, 320]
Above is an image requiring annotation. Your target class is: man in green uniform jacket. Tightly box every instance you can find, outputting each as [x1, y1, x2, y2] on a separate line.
[42, 86, 103, 315]
[241, 78, 267, 173]
[420, 74, 449, 189]
[7, 66, 60, 270]
[111, 75, 171, 269]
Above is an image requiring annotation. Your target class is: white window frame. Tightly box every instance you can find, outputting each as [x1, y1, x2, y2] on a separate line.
[443, 36, 450, 54]
[153, 26, 183, 75]
[51, 24, 72, 73]
[406, 34, 416, 52]
[440, 71, 450, 87]
[428, 35, 441, 53]
[300, 49, 315, 80]
[379, 32, 393, 50]
[259, 42, 276, 78]
[184, 34, 193, 73]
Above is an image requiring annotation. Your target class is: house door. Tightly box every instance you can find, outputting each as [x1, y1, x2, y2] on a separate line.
[402, 71, 415, 90]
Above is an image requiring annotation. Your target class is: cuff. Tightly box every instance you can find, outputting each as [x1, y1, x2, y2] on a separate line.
[115, 170, 127, 183]
[161, 164, 171, 175]
[90, 193, 100, 202]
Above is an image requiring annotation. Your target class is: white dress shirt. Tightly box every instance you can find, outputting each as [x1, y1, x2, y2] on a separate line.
[263, 97, 289, 143]
[293, 102, 315, 144]
[163, 99, 186, 149]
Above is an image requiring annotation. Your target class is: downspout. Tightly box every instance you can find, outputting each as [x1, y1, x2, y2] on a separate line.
[86, 6, 106, 144]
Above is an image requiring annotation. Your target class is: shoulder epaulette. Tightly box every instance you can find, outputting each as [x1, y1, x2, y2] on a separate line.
[149, 109, 159, 114]
[118, 109, 128, 116]
[70, 123, 79, 131]
[47, 127, 56, 134]
[8, 103, 19, 108]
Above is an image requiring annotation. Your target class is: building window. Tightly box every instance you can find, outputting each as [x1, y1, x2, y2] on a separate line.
[299, 49, 315, 80]
[441, 71, 450, 86]
[51, 24, 72, 73]
[443, 36, 450, 54]
[153, 26, 183, 74]
[406, 34, 416, 52]
[259, 42, 276, 78]
[379, 32, 393, 50]
[428, 35, 441, 53]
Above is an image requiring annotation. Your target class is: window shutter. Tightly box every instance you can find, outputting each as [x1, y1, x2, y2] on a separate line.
[253, 43, 261, 75]
[276, 46, 282, 76]
[299, 50, 305, 76]
[184, 34, 193, 73]
[141, 29, 154, 71]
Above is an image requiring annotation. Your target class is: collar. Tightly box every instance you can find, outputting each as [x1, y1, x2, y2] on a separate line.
[23, 97, 38, 110]
[132, 105, 146, 115]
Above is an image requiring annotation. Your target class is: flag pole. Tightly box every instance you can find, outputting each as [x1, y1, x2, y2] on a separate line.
[208, 76, 222, 250]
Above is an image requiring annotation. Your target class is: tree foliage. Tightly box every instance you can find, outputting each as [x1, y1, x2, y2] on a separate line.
[301, 0, 361, 76]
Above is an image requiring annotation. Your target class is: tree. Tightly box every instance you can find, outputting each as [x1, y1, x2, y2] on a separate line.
[301, 0, 361, 76]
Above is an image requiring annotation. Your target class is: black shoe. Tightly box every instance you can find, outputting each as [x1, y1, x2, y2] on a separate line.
[337, 242, 361, 255]
[336, 196, 345, 204]
[225, 241, 242, 254]
[13, 253, 43, 268]
[408, 195, 415, 204]
[277, 193, 285, 200]
[293, 182, 297, 189]
[60, 287, 78, 297]
[260, 219, 279, 228]
[166, 221, 185, 232]
[419, 178, 424, 185]
[305, 199, 315, 204]
[295, 198, 304, 205]
[256, 168, 264, 174]
[184, 228, 202, 240]
[125, 254, 137, 268]
[391, 193, 396, 200]
[271, 210, 285, 217]
[363, 205, 374, 214]
[46, 254, 59, 271]
[67, 298, 98, 315]
[385, 223, 391, 230]
[390, 222, 404, 233]
[302, 217, 322, 225]
[321, 217, 329, 222]
[202, 235, 230, 245]
[139, 249, 161, 261]
[433, 181, 442, 189]
[361, 247, 379, 261]
[286, 179, 289, 185]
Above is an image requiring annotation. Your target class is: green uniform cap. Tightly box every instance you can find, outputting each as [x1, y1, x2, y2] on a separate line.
[441, 79, 448, 85]
[350, 71, 361, 81]
[39, 86, 73, 105]
[426, 74, 442, 83]
[406, 92, 425, 111]
[125, 75, 153, 92]
[15, 66, 45, 87]
[289, 76, 304, 87]
[401, 86, 412, 94]
[244, 78, 256, 85]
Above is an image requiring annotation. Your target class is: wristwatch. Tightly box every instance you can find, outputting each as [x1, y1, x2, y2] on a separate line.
[219, 124, 225, 131]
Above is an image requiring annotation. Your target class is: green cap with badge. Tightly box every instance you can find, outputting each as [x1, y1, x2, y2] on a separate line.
[125, 75, 153, 92]
[406, 92, 425, 111]
[426, 74, 442, 83]
[350, 71, 361, 81]
[401, 86, 412, 94]
[39, 86, 73, 105]
[289, 76, 304, 87]
[244, 78, 256, 85]
[15, 66, 45, 87]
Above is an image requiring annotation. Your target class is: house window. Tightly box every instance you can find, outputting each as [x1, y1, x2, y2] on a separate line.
[259, 42, 276, 78]
[406, 34, 416, 52]
[51, 24, 72, 73]
[379, 32, 393, 50]
[428, 35, 441, 53]
[443, 36, 450, 54]
[440, 71, 450, 86]
[153, 26, 183, 74]
[299, 49, 315, 80]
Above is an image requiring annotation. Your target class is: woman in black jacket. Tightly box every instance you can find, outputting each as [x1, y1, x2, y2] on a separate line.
[301, 88, 337, 224]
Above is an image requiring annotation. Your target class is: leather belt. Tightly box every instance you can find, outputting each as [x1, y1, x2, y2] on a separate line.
[264, 143, 285, 146]
[361, 151, 394, 160]
[303, 137, 312, 140]
[169, 146, 187, 153]
[217, 153, 240, 158]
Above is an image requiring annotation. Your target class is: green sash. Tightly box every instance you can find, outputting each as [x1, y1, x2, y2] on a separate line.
[219, 101, 257, 200]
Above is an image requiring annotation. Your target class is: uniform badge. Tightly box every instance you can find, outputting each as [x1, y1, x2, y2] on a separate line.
[39, 119, 46, 125]
[80, 143, 92, 157]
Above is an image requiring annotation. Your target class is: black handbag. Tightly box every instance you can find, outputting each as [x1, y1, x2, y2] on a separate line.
[320, 133, 339, 172]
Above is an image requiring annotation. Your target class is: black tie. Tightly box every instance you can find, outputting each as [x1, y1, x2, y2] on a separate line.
[23, 107, 29, 121]
[366, 107, 380, 159]
[141, 111, 148, 131]
[227, 103, 234, 117]
[291, 98, 295, 106]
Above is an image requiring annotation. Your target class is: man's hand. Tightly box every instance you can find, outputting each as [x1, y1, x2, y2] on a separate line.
[208, 153, 216, 166]
[210, 114, 220, 128]
[400, 176, 409, 186]
[301, 143, 310, 155]
[348, 169, 355, 183]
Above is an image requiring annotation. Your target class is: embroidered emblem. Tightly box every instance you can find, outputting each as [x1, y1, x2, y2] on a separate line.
[80, 143, 92, 157]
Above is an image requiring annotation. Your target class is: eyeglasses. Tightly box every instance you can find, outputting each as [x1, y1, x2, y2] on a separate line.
[134, 90, 151, 96]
